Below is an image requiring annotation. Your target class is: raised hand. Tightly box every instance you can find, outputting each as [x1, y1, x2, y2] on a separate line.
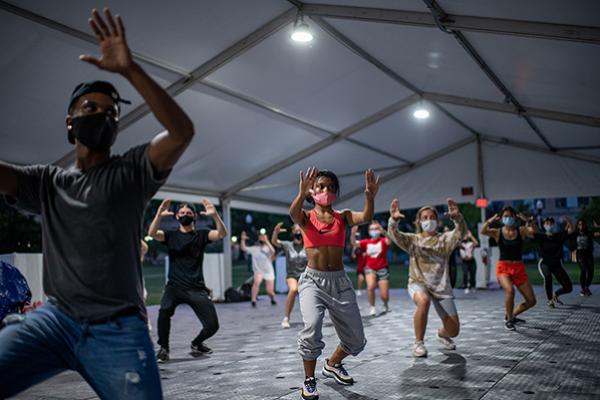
[364, 169, 380, 197]
[446, 198, 460, 218]
[389, 199, 406, 221]
[487, 214, 501, 224]
[240, 231, 248, 241]
[299, 166, 318, 198]
[158, 199, 173, 218]
[274, 222, 286, 234]
[80, 8, 133, 74]
[199, 198, 217, 217]
[351, 225, 359, 235]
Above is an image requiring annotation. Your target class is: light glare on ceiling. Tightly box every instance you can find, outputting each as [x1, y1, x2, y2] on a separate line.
[291, 22, 313, 42]
[413, 108, 430, 119]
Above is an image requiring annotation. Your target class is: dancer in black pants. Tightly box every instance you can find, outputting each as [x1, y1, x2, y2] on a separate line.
[572, 219, 599, 297]
[533, 217, 574, 307]
[460, 232, 479, 294]
[149, 198, 227, 362]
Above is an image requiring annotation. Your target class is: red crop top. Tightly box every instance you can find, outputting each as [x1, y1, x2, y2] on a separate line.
[303, 209, 346, 248]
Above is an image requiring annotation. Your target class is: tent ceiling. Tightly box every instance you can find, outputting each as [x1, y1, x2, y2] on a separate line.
[1, 0, 599, 213]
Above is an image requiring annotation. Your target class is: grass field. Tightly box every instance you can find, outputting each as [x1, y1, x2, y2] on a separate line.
[142, 260, 599, 306]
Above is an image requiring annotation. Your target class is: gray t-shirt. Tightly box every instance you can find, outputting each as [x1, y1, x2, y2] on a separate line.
[280, 241, 308, 278]
[8, 144, 167, 322]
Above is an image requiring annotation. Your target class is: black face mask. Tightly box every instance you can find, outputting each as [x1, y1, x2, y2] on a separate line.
[293, 233, 303, 241]
[258, 240, 265, 245]
[178, 216, 194, 227]
[68, 113, 118, 151]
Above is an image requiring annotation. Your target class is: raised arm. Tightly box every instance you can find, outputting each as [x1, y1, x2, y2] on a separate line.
[148, 199, 172, 242]
[444, 198, 467, 252]
[386, 199, 414, 252]
[261, 233, 277, 261]
[80, 9, 194, 173]
[271, 222, 285, 248]
[480, 213, 501, 241]
[344, 169, 380, 226]
[518, 213, 535, 238]
[289, 167, 317, 228]
[199, 198, 227, 241]
[0, 162, 18, 197]
[239, 231, 249, 253]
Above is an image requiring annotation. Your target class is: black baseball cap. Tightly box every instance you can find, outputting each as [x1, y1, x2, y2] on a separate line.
[68, 80, 131, 112]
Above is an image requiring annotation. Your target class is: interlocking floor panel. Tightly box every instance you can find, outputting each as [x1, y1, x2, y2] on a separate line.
[12, 286, 600, 400]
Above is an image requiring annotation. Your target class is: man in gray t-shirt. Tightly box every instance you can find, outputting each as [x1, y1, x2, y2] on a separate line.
[0, 8, 194, 399]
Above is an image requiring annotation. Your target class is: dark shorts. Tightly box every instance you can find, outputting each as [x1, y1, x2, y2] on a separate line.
[364, 267, 390, 281]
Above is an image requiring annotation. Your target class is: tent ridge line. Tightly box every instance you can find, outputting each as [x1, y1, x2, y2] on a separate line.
[301, 3, 600, 44]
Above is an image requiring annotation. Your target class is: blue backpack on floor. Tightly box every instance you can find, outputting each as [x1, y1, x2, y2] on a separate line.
[0, 260, 32, 322]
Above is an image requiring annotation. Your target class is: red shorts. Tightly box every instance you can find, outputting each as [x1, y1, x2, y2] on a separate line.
[496, 260, 529, 286]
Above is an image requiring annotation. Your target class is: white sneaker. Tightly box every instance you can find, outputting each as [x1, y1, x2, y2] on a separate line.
[356, 290, 363, 296]
[436, 332, 456, 350]
[413, 341, 428, 357]
[369, 306, 376, 316]
[464, 288, 470, 294]
[281, 317, 291, 329]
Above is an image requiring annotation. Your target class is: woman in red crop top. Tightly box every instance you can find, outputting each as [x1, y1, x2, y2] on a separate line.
[290, 166, 380, 399]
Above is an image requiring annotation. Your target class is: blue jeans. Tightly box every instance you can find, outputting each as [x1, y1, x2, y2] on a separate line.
[0, 303, 162, 399]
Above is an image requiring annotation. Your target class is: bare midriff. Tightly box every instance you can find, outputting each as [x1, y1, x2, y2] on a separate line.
[305, 246, 345, 272]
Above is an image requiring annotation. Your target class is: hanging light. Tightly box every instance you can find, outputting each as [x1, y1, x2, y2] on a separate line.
[291, 13, 313, 43]
[413, 99, 430, 119]
[413, 108, 430, 119]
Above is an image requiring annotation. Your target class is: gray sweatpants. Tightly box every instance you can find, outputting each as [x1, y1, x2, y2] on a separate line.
[298, 268, 366, 360]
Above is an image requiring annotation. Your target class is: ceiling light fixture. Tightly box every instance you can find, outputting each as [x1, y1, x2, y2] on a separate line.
[291, 13, 313, 43]
[413, 99, 430, 119]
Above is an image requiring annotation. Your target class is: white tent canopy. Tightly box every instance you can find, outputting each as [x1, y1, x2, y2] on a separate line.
[2, 0, 600, 215]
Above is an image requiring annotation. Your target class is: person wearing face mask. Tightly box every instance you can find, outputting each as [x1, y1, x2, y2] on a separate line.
[240, 230, 277, 307]
[459, 232, 479, 294]
[351, 222, 391, 316]
[290, 167, 379, 399]
[481, 207, 536, 331]
[532, 217, 574, 308]
[148, 199, 227, 363]
[272, 222, 308, 328]
[387, 198, 466, 358]
[351, 229, 367, 297]
[0, 9, 194, 398]
[570, 219, 600, 297]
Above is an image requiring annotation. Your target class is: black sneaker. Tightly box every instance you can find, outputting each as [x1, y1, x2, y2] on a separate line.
[512, 317, 526, 324]
[505, 320, 516, 331]
[271, 298, 277, 306]
[301, 377, 319, 399]
[156, 347, 170, 363]
[585, 288, 592, 296]
[251, 301, 256, 308]
[552, 294, 564, 305]
[190, 342, 213, 356]
[322, 358, 354, 385]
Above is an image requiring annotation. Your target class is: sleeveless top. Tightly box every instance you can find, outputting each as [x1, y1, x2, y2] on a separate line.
[499, 229, 523, 261]
[303, 209, 346, 248]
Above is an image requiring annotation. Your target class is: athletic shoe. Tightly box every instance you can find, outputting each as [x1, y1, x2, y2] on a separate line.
[464, 288, 470, 294]
[190, 342, 212, 355]
[580, 289, 586, 297]
[547, 300, 555, 308]
[383, 303, 390, 313]
[301, 377, 319, 399]
[413, 341, 428, 357]
[512, 317, 526, 324]
[585, 288, 592, 296]
[369, 306, 376, 316]
[505, 320, 516, 331]
[356, 290, 363, 297]
[281, 317, 291, 329]
[271, 298, 277, 306]
[251, 301, 256, 307]
[156, 347, 170, 363]
[322, 359, 354, 385]
[552, 294, 564, 305]
[436, 333, 456, 350]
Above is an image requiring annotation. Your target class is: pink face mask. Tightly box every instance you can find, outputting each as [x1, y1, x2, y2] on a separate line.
[312, 192, 336, 206]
